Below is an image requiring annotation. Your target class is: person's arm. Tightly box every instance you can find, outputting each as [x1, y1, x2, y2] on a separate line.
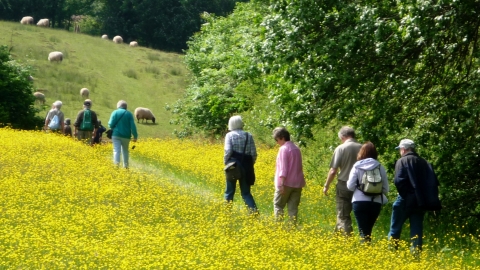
[44, 111, 51, 130]
[276, 146, 288, 194]
[346, 166, 358, 191]
[130, 113, 138, 141]
[224, 133, 233, 165]
[323, 168, 338, 196]
[249, 133, 257, 164]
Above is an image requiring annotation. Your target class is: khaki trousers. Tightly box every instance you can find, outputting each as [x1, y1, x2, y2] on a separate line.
[335, 180, 354, 234]
[273, 186, 303, 219]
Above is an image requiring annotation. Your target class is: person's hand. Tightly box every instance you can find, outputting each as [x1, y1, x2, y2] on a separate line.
[132, 138, 137, 142]
[278, 185, 285, 195]
[323, 185, 329, 196]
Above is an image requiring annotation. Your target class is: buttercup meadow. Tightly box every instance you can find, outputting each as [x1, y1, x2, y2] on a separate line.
[0, 128, 478, 269]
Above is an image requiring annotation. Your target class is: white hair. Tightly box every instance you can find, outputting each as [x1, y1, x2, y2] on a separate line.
[53, 100, 62, 109]
[117, 100, 127, 109]
[228, 115, 244, 131]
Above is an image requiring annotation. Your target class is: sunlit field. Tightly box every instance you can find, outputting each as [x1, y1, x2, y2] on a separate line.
[1, 128, 478, 268]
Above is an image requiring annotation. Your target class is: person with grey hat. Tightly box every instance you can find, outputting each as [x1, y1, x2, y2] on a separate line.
[388, 139, 441, 253]
[74, 99, 99, 144]
[323, 126, 362, 235]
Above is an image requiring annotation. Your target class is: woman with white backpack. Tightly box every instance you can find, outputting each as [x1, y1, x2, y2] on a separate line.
[44, 100, 64, 133]
[347, 142, 389, 242]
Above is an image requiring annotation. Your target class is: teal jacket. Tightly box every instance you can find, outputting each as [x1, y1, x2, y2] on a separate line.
[108, 108, 138, 139]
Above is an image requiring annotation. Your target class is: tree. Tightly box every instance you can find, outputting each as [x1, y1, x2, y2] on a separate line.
[171, 1, 268, 137]
[0, 46, 43, 130]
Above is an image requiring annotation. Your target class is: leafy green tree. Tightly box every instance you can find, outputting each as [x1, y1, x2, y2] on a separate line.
[0, 46, 43, 130]
[260, 0, 480, 226]
[171, 1, 268, 137]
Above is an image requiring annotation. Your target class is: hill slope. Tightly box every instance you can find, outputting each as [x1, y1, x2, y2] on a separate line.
[0, 21, 189, 138]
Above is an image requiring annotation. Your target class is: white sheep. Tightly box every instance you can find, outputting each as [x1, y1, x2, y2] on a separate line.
[80, 88, 89, 98]
[134, 107, 156, 123]
[33, 92, 45, 104]
[113, 36, 123, 44]
[101, 34, 108, 39]
[20, 16, 34, 25]
[129, 41, 138, 47]
[48, 51, 63, 62]
[37, 18, 50, 27]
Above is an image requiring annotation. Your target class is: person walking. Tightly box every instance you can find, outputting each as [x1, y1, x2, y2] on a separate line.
[44, 100, 64, 133]
[272, 127, 306, 222]
[347, 142, 389, 242]
[323, 126, 362, 235]
[388, 139, 441, 252]
[74, 99, 98, 144]
[223, 115, 258, 213]
[108, 100, 138, 168]
[92, 120, 107, 145]
[63, 118, 73, 137]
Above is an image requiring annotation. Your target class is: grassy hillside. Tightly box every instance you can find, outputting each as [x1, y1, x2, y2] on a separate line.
[0, 21, 189, 138]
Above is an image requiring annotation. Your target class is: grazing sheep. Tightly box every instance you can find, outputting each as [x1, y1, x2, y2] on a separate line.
[134, 107, 156, 123]
[101, 34, 108, 39]
[20, 16, 34, 25]
[80, 88, 89, 98]
[33, 92, 45, 104]
[113, 36, 123, 44]
[129, 41, 138, 47]
[37, 18, 50, 27]
[48, 51, 63, 62]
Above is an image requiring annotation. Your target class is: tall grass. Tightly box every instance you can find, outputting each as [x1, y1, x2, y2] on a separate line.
[0, 21, 188, 138]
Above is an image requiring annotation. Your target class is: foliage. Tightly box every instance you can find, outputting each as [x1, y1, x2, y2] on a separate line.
[176, 0, 480, 228]
[260, 0, 480, 226]
[0, 45, 43, 129]
[171, 1, 269, 137]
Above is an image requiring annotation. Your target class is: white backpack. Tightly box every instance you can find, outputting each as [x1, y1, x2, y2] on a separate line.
[357, 165, 383, 196]
[48, 114, 60, 130]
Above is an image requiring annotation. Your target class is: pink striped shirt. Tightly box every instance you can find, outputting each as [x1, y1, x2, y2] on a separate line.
[275, 141, 306, 189]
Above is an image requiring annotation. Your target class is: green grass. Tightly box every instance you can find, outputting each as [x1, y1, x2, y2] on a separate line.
[0, 21, 189, 138]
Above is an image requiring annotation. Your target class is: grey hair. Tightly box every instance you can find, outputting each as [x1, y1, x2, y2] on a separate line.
[272, 127, 290, 141]
[117, 100, 127, 109]
[338, 126, 356, 140]
[228, 115, 244, 131]
[53, 100, 62, 109]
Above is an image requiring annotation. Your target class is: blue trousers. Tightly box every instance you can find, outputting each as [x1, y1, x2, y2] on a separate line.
[388, 195, 426, 250]
[352, 201, 382, 241]
[112, 136, 131, 168]
[224, 173, 257, 211]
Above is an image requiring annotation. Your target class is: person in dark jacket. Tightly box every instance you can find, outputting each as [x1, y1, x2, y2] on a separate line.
[388, 139, 440, 252]
[93, 120, 107, 145]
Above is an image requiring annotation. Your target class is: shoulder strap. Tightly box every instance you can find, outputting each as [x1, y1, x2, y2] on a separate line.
[112, 110, 127, 129]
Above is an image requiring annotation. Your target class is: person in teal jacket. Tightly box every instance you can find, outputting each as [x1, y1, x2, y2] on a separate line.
[108, 100, 138, 168]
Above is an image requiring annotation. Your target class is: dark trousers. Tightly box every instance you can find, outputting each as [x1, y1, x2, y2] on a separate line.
[353, 201, 382, 241]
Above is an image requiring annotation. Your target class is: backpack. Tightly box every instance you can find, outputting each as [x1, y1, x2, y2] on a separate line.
[357, 165, 383, 196]
[48, 114, 60, 130]
[80, 109, 93, 131]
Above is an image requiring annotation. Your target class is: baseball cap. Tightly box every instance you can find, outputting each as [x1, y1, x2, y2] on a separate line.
[395, 139, 415, 149]
[84, 99, 92, 106]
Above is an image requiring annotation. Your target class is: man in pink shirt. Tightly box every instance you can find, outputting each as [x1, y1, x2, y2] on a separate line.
[273, 127, 306, 221]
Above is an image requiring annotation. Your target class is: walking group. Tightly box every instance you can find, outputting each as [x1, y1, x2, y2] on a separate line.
[43, 99, 138, 169]
[223, 116, 441, 253]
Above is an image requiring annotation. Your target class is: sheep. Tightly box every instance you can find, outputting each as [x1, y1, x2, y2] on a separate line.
[129, 41, 138, 47]
[20, 16, 34, 25]
[80, 88, 89, 98]
[48, 51, 63, 62]
[101, 34, 108, 39]
[37, 18, 49, 27]
[33, 92, 45, 104]
[113, 36, 123, 44]
[134, 107, 156, 123]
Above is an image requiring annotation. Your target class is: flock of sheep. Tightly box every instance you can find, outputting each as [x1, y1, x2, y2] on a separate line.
[25, 16, 156, 125]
